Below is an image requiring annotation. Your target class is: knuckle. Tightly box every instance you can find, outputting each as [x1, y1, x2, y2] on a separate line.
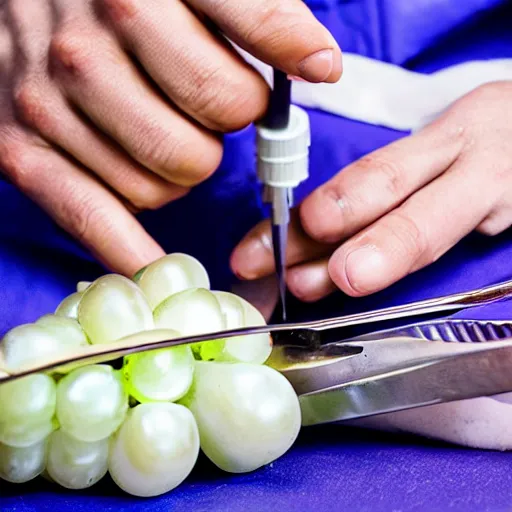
[49, 28, 96, 77]
[184, 67, 265, 132]
[13, 81, 55, 135]
[132, 126, 222, 187]
[0, 135, 35, 191]
[299, 187, 343, 243]
[358, 153, 406, 199]
[386, 210, 429, 264]
[179, 146, 221, 187]
[131, 127, 181, 175]
[477, 212, 511, 237]
[212, 87, 265, 132]
[99, 0, 139, 22]
[129, 185, 189, 211]
[63, 188, 105, 246]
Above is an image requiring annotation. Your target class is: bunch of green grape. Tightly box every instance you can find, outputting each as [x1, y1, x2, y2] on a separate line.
[0, 254, 301, 497]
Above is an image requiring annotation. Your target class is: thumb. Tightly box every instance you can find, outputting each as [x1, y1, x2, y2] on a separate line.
[187, 0, 342, 83]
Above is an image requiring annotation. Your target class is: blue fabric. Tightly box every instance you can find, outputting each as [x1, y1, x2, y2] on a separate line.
[3, 427, 512, 512]
[2, 0, 512, 510]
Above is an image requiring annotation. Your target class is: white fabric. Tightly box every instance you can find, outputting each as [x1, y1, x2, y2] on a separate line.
[236, 45, 512, 131]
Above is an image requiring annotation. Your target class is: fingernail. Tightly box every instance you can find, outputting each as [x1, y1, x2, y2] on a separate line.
[287, 75, 309, 82]
[297, 49, 334, 83]
[288, 265, 336, 302]
[232, 234, 273, 280]
[344, 245, 388, 294]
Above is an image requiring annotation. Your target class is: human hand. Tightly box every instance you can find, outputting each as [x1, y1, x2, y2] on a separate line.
[0, 0, 341, 275]
[231, 82, 512, 301]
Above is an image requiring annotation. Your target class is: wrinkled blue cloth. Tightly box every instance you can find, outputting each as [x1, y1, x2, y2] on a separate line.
[1, 1, 512, 510]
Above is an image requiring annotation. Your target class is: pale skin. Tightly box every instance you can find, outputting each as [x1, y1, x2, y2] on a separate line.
[231, 81, 512, 300]
[0, 0, 341, 274]
[1, 1, 511, 303]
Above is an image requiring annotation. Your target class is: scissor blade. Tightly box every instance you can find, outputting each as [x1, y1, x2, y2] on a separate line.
[298, 337, 512, 426]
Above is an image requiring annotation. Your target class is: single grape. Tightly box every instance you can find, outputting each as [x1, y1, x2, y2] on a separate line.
[55, 292, 83, 319]
[0, 437, 48, 483]
[180, 361, 301, 473]
[56, 365, 128, 442]
[36, 314, 89, 346]
[153, 288, 224, 337]
[134, 253, 210, 310]
[108, 402, 199, 497]
[46, 429, 108, 489]
[78, 274, 154, 344]
[1, 323, 77, 371]
[76, 281, 91, 293]
[196, 292, 271, 364]
[123, 338, 195, 403]
[0, 375, 56, 447]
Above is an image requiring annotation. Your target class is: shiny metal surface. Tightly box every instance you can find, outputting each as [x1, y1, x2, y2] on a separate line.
[2, 281, 512, 386]
[344, 318, 512, 343]
[269, 318, 512, 426]
[299, 336, 512, 426]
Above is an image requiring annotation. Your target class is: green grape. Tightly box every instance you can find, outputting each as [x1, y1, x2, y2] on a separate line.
[180, 361, 301, 473]
[36, 314, 89, 346]
[76, 281, 91, 293]
[0, 437, 48, 483]
[132, 265, 147, 283]
[55, 292, 83, 319]
[196, 292, 271, 364]
[0, 375, 56, 447]
[135, 253, 210, 310]
[108, 403, 199, 497]
[2, 323, 75, 371]
[153, 288, 224, 337]
[56, 365, 128, 442]
[123, 339, 195, 403]
[78, 274, 154, 345]
[46, 429, 108, 489]
[194, 338, 224, 361]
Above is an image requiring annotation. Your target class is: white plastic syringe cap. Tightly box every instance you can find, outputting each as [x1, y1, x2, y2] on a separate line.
[256, 104, 310, 188]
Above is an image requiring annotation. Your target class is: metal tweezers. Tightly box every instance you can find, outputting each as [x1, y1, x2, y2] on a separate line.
[4, 280, 512, 427]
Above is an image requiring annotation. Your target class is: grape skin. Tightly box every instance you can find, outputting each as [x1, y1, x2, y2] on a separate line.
[46, 429, 108, 489]
[0, 438, 47, 483]
[56, 365, 128, 443]
[123, 345, 195, 403]
[78, 274, 154, 345]
[0, 375, 56, 448]
[135, 253, 210, 310]
[0, 252, 299, 498]
[55, 292, 83, 319]
[108, 403, 199, 497]
[180, 361, 301, 473]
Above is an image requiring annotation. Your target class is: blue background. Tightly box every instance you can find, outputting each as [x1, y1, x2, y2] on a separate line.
[1, 0, 512, 510]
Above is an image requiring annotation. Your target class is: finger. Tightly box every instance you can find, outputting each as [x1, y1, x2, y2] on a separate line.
[13, 80, 189, 211]
[328, 152, 496, 297]
[231, 276, 278, 322]
[99, 0, 268, 132]
[476, 207, 512, 236]
[300, 120, 466, 245]
[49, 24, 222, 187]
[287, 257, 337, 302]
[0, 128, 165, 275]
[187, 0, 342, 83]
[230, 209, 334, 280]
